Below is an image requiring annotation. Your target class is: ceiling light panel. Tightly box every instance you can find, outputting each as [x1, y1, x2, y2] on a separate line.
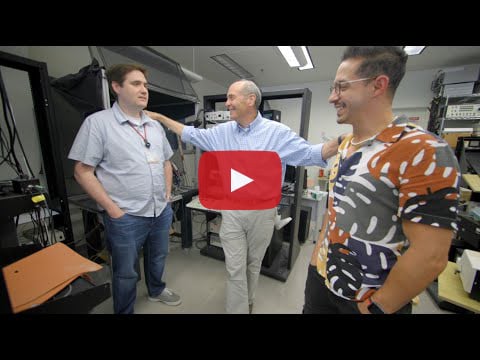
[277, 46, 314, 70]
[277, 46, 300, 67]
[210, 54, 254, 79]
[403, 46, 426, 55]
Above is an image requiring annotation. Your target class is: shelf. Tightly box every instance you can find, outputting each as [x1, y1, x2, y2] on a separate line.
[443, 128, 474, 132]
[444, 117, 480, 121]
[436, 117, 480, 120]
[445, 93, 480, 99]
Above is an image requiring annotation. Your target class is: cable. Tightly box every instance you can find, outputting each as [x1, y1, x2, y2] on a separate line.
[84, 229, 104, 253]
[0, 68, 34, 177]
[0, 93, 22, 174]
[184, 108, 204, 128]
[37, 207, 48, 247]
[430, 70, 445, 96]
[62, 222, 103, 249]
[0, 126, 17, 170]
[53, 284, 72, 299]
[41, 206, 55, 245]
[41, 191, 57, 245]
[29, 209, 48, 247]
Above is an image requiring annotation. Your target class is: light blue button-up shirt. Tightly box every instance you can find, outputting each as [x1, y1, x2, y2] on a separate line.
[182, 112, 326, 181]
[68, 102, 174, 217]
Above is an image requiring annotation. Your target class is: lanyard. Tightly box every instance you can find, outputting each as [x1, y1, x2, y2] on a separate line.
[128, 122, 151, 148]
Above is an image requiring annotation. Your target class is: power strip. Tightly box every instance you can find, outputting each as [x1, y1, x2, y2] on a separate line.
[47, 229, 66, 243]
[19, 228, 65, 246]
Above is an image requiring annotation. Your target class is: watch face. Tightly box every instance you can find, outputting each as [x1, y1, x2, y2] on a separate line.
[368, 302, 384, 314]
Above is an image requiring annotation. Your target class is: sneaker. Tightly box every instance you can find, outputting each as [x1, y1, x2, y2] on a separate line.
[148, 288, 182, 306]
[274, 215, 292, 230]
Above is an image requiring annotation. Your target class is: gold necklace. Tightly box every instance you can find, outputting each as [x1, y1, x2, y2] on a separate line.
[350, 132, 379, 146]
[350, 116, 397, 147]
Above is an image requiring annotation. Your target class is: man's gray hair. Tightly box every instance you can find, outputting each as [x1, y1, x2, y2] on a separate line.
[236, 79, 262, 109]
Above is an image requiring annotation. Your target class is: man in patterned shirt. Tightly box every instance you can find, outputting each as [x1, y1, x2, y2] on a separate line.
[303, 46, 460, 314]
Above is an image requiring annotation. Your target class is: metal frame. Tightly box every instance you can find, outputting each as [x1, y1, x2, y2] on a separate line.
[0, 50, 74, 247]
[203, 88, 312, 280]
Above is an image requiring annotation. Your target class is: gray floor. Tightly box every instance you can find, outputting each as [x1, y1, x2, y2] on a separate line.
[73, 205, 453, 314]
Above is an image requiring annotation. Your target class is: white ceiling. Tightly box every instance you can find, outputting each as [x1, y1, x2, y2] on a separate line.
[149, 46, 480, 88]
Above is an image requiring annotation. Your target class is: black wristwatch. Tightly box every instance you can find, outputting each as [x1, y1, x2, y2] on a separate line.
[365, 297, 385, 314]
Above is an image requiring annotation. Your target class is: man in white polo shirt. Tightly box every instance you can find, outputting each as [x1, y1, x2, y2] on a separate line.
[69, 64, 180, 314]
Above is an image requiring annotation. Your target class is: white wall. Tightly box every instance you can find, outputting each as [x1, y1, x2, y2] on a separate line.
[392, 69, 438, 130]
[394, 68, 438, 108]
[0, 46, 29, 58]
[261, 68, 440, 181]
[262, 67, 439, 143]
[181, 79, 227, 184]
[28, 46, 92, 78]
[192, 78, 226, 103]
[262, 80, 339, 141]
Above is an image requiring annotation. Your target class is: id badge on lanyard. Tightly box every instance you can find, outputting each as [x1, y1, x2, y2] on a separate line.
[145, 147, 160, 164]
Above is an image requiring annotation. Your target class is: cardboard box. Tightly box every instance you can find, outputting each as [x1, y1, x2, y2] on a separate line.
[442, 132, 472, 148]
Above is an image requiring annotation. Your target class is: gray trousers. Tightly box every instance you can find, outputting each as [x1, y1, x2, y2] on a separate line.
[219, 208, 276, 314]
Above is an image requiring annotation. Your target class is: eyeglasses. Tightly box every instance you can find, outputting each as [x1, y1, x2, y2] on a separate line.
[329, 77, 376, 95]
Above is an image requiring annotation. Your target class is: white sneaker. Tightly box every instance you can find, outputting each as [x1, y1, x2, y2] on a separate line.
[274, 215, 292, 230]
[148, 287, 182, 306]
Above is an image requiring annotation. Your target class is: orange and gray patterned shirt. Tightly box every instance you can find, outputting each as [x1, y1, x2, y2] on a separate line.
[316, 115, 460, 301]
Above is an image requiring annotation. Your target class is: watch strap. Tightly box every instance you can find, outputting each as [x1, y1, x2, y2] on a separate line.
[365, 297, 385, 314]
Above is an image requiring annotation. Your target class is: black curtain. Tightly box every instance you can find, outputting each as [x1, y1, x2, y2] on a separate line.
[49, 58, 196, 196]
[49, 59, 104, 197]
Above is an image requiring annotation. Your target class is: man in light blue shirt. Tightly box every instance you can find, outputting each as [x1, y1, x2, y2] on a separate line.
[146, 79, 340, 314]
[69, 64, 181, 314]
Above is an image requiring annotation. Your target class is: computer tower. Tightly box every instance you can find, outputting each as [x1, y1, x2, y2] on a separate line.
[262, 205, 290, 267]
[262, 229, 283, 268]
[298, 206, 311, 244]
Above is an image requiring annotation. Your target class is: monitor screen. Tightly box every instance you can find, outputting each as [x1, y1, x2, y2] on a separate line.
[284, 165, 296, 183]
[466, 152, 480, 174]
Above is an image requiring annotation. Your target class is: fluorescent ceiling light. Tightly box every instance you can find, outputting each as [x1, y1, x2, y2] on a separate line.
[277, 46, 314, 70]
[403, 46, 426, 55]
[298, 46, 314, 70]
[278, 46, 300, 67]
[210, 54, 253, 79]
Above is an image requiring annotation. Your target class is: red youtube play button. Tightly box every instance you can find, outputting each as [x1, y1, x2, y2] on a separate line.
[198, 151, 282, 210]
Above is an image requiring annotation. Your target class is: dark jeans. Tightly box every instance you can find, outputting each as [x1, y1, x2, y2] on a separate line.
[103, 205, 173, 314]
[303, 264, 412, 314]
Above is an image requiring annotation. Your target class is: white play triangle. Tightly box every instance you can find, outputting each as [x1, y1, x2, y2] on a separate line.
[231, 168, 254, 192]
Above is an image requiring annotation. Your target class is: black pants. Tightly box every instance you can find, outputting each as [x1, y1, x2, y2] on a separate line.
[303, 264, 412, 314]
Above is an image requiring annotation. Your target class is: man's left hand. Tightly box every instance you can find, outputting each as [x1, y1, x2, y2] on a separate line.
[357, 300, 370, 314]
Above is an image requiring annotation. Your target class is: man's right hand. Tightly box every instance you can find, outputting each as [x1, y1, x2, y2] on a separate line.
[143, 110, 185, 136]
[143, 110, 157, 119]
[108, 208, 125, 219]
